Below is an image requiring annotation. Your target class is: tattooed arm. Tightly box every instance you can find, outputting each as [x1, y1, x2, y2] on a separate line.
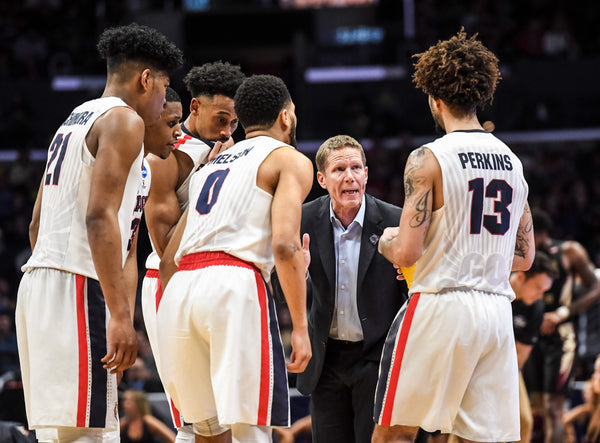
[512, 201, 535, 271]
[378, 146, 440, 267]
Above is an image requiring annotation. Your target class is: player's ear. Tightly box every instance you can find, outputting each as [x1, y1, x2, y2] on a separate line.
[189, 97, 200, 115]
[140, 69, 152, 91]
[279, 108, 291, 131]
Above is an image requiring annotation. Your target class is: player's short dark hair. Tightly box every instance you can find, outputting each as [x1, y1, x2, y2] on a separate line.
[183, 61, 246, 99]
[234, 75, 291, 130]
[524, 251, 559, 280]
[165, 86, 180, 103]
[531, 207, 553, 234]
[97, 23, 183, 75]
[412, 28, 500, 114]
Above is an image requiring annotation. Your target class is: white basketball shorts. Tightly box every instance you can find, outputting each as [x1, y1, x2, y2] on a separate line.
[374, 290, 519, 442]
[15, 268, 118, 431]
[157, 252, 290, 427]
[141, 269, 186, 429]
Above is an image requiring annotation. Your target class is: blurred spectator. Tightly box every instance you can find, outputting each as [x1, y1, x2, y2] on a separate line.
[542, 11, 580, 58]
[0, 309, 19, 376]
[120, 390, 175, 443]
[122, 358, 163, 393]
[564, 380, 597, 443]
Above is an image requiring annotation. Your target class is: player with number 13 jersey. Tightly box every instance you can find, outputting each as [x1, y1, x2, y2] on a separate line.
[410, 130, 528, 297]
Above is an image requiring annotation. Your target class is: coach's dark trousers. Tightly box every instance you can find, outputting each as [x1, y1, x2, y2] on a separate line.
[310, 338, 379, 443]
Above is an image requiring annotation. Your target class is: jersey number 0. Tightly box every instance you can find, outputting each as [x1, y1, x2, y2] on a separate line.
[195, 169, 230, 214]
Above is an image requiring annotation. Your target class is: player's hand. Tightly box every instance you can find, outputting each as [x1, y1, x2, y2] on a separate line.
[393, 264, 407, 281]
[102, 317, 138, 374]
[378, 226, 400, 254]
[540, 312, 561, 335]
[302, 233, 311, 274]
[207, 138, 235, 162]
[286, 328, 311, 373]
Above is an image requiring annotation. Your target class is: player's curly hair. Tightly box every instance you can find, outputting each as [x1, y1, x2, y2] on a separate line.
[97, 23, 183, 75]
[183, 61, 246, 99]
[412, 28, 501, 114]
[234, 75, 291, 130]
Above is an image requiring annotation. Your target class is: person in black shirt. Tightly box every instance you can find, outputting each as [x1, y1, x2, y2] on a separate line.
[523, 208, 600, 443]
[511, 251, 558, 443]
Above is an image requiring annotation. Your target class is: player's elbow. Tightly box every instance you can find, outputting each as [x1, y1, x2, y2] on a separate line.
[85, 207, 110, 239]
[512, 248, 535, 272]
[272, 238, 300, 263]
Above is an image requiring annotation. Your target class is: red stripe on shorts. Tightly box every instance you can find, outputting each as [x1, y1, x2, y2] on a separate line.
[255, 271, 270, 425]
[381, 292, 421, 426]
[75, 274, 88, 427]
[170, 398, 182, 428]
[155, 281, 163, 312]
[145, 269, 163, 311]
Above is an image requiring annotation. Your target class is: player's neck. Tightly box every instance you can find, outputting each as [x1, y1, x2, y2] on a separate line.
[443, 114, 483, 133]
[101, 84, 139, 113]
[245, 128, 285, 143]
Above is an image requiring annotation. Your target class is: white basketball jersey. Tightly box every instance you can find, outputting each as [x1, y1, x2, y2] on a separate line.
[410, 130, 529, 299]
[145, 132, 212, 270]
[174, 130, 213, 211]
[176, 135, 290, 280]
[24, 97, 145, 280]
[131, 158, 151, 250]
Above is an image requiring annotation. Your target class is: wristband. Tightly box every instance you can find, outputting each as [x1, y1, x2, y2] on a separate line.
[556, 305, 570, 321]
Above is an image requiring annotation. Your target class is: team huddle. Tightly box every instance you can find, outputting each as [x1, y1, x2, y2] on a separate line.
[16, 22, 539, 443]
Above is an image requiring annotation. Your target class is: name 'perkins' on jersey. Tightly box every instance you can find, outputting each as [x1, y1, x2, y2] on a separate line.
[410, 130, 529, 299]
[24, 97, 145, 280]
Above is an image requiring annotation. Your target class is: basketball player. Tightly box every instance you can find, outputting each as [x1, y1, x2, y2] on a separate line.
[372, 29, 535, 443]
[141, 62, 245, 441]
[15, 23, 182, 442]
[156, 74, 313, 443]
[523, 208, 600, 443]
[510, 251, 558, 443]
[144, 87, 184, 163]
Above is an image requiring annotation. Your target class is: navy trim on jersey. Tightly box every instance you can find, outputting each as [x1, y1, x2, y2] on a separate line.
[450, 129, 489, 134]
[87, 278, 108, 428]
[180, 123, 216, 148]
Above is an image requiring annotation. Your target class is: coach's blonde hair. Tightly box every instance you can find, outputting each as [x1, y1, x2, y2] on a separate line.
[315, 135, 366, 173]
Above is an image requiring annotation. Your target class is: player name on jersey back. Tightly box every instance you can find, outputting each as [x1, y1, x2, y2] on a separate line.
[458, 151, 513, 171]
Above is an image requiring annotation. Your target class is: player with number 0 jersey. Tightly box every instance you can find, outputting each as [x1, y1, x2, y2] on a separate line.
[157, 75, 312, 443]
